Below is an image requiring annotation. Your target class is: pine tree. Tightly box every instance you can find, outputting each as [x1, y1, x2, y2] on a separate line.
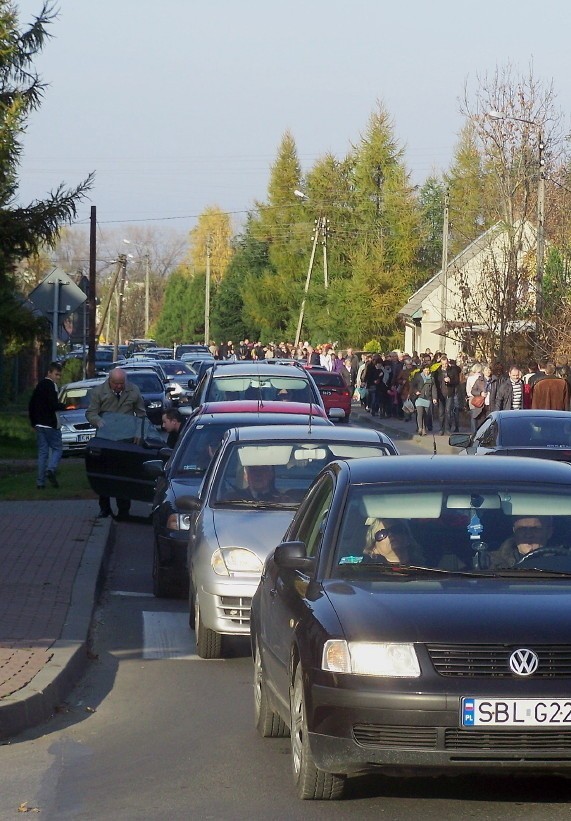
[0, 2, 93, 352]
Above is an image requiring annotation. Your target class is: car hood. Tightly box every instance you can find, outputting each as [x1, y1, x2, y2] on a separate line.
[170, 475, 204, 502]
[323, 577, 571, 644]
[57, 409, 92, 425]
[212, 508, 295, 559]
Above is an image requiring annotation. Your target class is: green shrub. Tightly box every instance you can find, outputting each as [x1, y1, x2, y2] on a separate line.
[61, 358, 83, 385]
[363, 339, 381, 353]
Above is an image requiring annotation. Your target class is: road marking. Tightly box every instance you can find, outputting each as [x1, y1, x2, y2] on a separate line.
[109, 590, 155, 598]
[142, 611, 201, 660]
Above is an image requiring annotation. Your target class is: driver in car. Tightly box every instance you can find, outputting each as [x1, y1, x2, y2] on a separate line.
[489, 516, 556, 568]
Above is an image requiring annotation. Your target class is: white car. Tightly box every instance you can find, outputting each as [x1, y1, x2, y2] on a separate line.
[58, 378, 104, 455]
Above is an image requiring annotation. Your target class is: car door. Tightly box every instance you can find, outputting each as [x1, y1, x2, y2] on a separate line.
[261, 474, 335, 704]
[472, 417, 498, 454]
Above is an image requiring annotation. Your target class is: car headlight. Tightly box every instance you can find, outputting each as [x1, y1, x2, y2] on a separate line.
[169, 382, 183, 393]
[165, 513, 191, 531]
[59, 424, 74, 433]
[147, 401, 162, 409]
[211, 547, 263, 577]
[322, 640, 420, 677]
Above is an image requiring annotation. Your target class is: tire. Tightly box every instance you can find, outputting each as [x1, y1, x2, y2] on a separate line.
[195, 597, 223, 659]
[290, 666, 346, 800]
[188, 586, 195, 629]
[254, 644, 288, 738]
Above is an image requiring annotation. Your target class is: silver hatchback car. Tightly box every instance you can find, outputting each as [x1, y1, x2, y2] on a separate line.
[184, 424, 398, 658]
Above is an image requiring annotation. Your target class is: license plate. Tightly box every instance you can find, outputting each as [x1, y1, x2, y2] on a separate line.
[462, 697, 571, 727]
[77, 434, 93, 442]
[321, 390, 332, 396]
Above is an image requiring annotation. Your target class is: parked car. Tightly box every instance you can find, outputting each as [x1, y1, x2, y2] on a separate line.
[449, 410, 571, 462]
[94, 348, 127, 373]
[123, 359, 197, 406]
[121, 368, 172, 425]
[175, 343, 210, 360]
[85, 412, 168, 502]
[57, 377, 104, 454]
[251, 455, 571, 799]
[306, 368, 352, 422]
[183, 425, 399, 658]
[145, 400, 333, 599]
[190, 361, 326, 412]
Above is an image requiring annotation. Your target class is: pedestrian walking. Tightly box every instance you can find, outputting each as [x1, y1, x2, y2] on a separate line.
[86, 367, 147, 519]
[28, 361, 65, 489]
[531, 363, 570, 410]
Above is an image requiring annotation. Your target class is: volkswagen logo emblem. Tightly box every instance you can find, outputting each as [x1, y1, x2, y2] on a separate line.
[509, 648, 539, 676]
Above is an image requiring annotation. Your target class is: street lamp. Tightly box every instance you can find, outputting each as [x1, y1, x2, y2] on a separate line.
[487, 110, 545, 351]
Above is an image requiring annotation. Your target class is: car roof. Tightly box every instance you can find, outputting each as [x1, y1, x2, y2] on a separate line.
[209, 362, 310, 378]
[342, 454, 571, 485]
[188, 412, 331, 427]
[61, 377, 105, 389]
[224, 425, 393, 445]
[198, 400, 328, 418]
[493, 410, 571, 420]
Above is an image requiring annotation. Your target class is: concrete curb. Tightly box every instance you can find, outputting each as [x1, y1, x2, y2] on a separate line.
[0, 516, 114, 740]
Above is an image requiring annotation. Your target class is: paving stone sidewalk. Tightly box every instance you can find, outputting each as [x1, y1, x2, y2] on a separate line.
[0, 500, 112, 740]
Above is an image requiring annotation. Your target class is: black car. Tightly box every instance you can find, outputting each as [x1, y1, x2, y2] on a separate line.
[450, 410, 571, 462]
[251, 455, 571, 799]
[145, 401, 337, 599]
[85, 412, 168, 503]
[122, 368, 172, 425]
[175, 343, 210, 360]
[123, 359, 197, 406]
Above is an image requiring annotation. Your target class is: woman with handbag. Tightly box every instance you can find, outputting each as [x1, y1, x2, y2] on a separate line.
[410, 364, 438, 435]
[469, 364, 493, 432]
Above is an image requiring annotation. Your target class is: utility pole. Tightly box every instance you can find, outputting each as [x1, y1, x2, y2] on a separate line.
[439, 188, 450, 351]
[294, 219, 320, 347]
[97, 256, 123, 341]
[321, 217, 329, 289]
[87, 205, 97, 377]
[113, 254, 128, 362]
[204, 235, 211, 346]
[144, 253, 150, 337]
[535, 130, 545, 358]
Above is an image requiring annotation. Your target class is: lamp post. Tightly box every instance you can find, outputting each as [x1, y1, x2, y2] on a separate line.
[487, 110, 545, 353]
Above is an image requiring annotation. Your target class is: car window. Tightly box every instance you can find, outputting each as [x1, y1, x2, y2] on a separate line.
[333, 484, 571, 574]
[92, 412, 166, 445]
[127, 373, 163, 392]
[209, 375, 314, 404]
[60, 387, 95, 409]
[501, 417, 571, 448]
[480, 421, 498, 447]
[310, 372, 344, 388]
[173, 424, 229, 476]
[294, 476, 335, 558]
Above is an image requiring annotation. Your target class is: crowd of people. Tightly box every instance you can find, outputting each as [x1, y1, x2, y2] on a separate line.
[207, 340, 571, 436]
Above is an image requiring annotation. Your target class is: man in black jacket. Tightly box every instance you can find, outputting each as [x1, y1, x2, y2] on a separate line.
[28, 361, 65, 489]
[435, 356, 460, 434]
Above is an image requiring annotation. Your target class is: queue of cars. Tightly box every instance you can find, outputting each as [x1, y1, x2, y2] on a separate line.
[78, 353, 571, 801]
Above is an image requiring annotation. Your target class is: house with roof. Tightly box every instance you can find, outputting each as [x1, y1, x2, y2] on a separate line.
[398, 221, 537, 360]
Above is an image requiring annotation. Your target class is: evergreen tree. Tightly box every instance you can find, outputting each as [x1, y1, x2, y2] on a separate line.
[417, 175, 445, 281]
[446, 122, 490, 256]
[0, 2, 93, 352]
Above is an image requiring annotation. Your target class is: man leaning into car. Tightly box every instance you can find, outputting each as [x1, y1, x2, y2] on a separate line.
[86, 368, 147, 520]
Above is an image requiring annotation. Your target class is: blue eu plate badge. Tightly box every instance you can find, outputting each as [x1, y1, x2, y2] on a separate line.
[462, 698, 475, 725]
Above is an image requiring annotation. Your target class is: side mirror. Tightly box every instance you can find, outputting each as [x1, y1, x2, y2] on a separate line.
[327, 408, 345, 421]
[158, 447, 173, 461]
[177, 494, 201, 512]
[274, 540, 314, 572]
[448, 433, 471, 448]
[143, 459, 165, 478]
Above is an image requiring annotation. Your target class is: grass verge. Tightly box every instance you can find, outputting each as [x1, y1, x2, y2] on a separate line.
[0, 457, 97, 501]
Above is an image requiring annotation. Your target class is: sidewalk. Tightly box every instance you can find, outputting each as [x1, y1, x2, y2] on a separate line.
[0, 500, 112, 741]
[350, 404, 470, 453]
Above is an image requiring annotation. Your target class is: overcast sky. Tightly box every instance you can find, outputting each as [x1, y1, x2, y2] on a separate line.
[14, 0, 571, 239]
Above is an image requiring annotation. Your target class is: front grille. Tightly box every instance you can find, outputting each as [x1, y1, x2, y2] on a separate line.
[427, 645, 571, 678]
[354, 724, 437, 749]
[217, 595, 252, 625]
[73, 422, 93, 431]
[445, 728, 571, 751]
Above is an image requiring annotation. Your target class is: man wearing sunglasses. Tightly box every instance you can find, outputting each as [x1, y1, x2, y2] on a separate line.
[490, 516, 560, 569]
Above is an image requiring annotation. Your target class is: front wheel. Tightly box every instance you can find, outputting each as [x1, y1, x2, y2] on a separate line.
[195, 597, 223, 659]
[254, 644, 288, 737]
[290, 666, 346, 800]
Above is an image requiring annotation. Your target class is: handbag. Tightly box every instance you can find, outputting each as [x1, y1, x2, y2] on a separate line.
[402, 398, 415, 414]
[415, 397, 431, 408]
[470, 395, 485, 408]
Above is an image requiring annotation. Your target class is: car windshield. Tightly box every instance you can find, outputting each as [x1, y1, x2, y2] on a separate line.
[213, 442, 389, 507]
[160, 361, 195, 376]
[500, 416, 571, 448]
[126, 372, 163, 392]
[92, 412, 166, 445]
[333, 484, 571, 576]
[311, 372, 344, 388]
[60, 387, 97, 409]
[173, 424, 230, 477]
[208, 375, 314, 404]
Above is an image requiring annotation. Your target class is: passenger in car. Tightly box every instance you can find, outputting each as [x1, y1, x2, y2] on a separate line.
[489, 516, 557, 568]
[362, 518, 424, 565]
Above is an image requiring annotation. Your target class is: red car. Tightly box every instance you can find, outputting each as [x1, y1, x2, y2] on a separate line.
[306, 369, 351, 422]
